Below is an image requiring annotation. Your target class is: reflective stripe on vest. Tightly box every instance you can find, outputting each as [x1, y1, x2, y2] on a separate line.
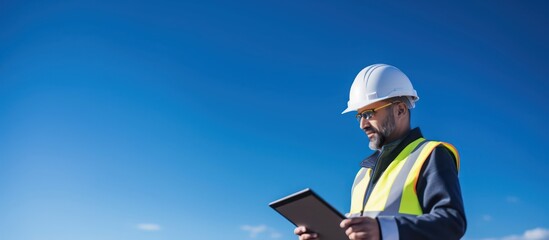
[349, 139, 459, 217]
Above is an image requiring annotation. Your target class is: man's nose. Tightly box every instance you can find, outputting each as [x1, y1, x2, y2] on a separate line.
[360, 117, 370, 129]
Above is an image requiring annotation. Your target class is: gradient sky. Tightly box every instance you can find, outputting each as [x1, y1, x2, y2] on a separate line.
[1, 0, 548, 240]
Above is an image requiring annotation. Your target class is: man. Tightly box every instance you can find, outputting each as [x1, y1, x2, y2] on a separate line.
[294, 64, 466, 240]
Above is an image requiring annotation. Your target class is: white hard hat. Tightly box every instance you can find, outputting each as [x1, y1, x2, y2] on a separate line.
[342, 64, 419, 114]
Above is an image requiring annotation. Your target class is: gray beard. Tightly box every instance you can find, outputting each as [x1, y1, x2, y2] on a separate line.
[369, 109, 396, 150]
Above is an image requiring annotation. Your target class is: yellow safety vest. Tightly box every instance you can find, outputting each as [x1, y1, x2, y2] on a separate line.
[349, 138, 459, 217]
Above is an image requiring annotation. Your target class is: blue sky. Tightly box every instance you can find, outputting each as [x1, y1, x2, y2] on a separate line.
[1, 0, 548, 239]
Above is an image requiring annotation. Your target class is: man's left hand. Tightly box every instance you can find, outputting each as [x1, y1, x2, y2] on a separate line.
[340, 217, 380, 240]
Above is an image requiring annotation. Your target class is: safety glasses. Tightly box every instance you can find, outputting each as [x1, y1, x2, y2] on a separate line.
[355, 102, 400, 122]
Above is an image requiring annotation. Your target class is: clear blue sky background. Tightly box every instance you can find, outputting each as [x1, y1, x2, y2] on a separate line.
[1, 0, 548, 240]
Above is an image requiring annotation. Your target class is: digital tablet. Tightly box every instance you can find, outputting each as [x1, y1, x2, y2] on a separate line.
[269, 188, 347, 240]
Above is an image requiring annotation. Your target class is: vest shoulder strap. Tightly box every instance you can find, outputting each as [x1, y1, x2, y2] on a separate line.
[399, 140, 460, 215]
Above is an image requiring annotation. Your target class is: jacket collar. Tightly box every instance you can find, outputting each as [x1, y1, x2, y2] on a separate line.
[360, 127, 424, 168]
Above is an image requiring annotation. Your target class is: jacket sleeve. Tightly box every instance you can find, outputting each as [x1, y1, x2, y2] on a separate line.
[392, 146, 467, 240]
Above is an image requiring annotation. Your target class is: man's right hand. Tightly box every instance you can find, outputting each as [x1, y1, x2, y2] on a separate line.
[294, 226, 318, 240]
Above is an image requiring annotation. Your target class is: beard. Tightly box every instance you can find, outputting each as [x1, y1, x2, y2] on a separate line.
[367, 109, 396, 150]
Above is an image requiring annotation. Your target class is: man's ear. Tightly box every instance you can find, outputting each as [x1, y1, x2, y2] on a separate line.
[396, 103, 406, 117]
